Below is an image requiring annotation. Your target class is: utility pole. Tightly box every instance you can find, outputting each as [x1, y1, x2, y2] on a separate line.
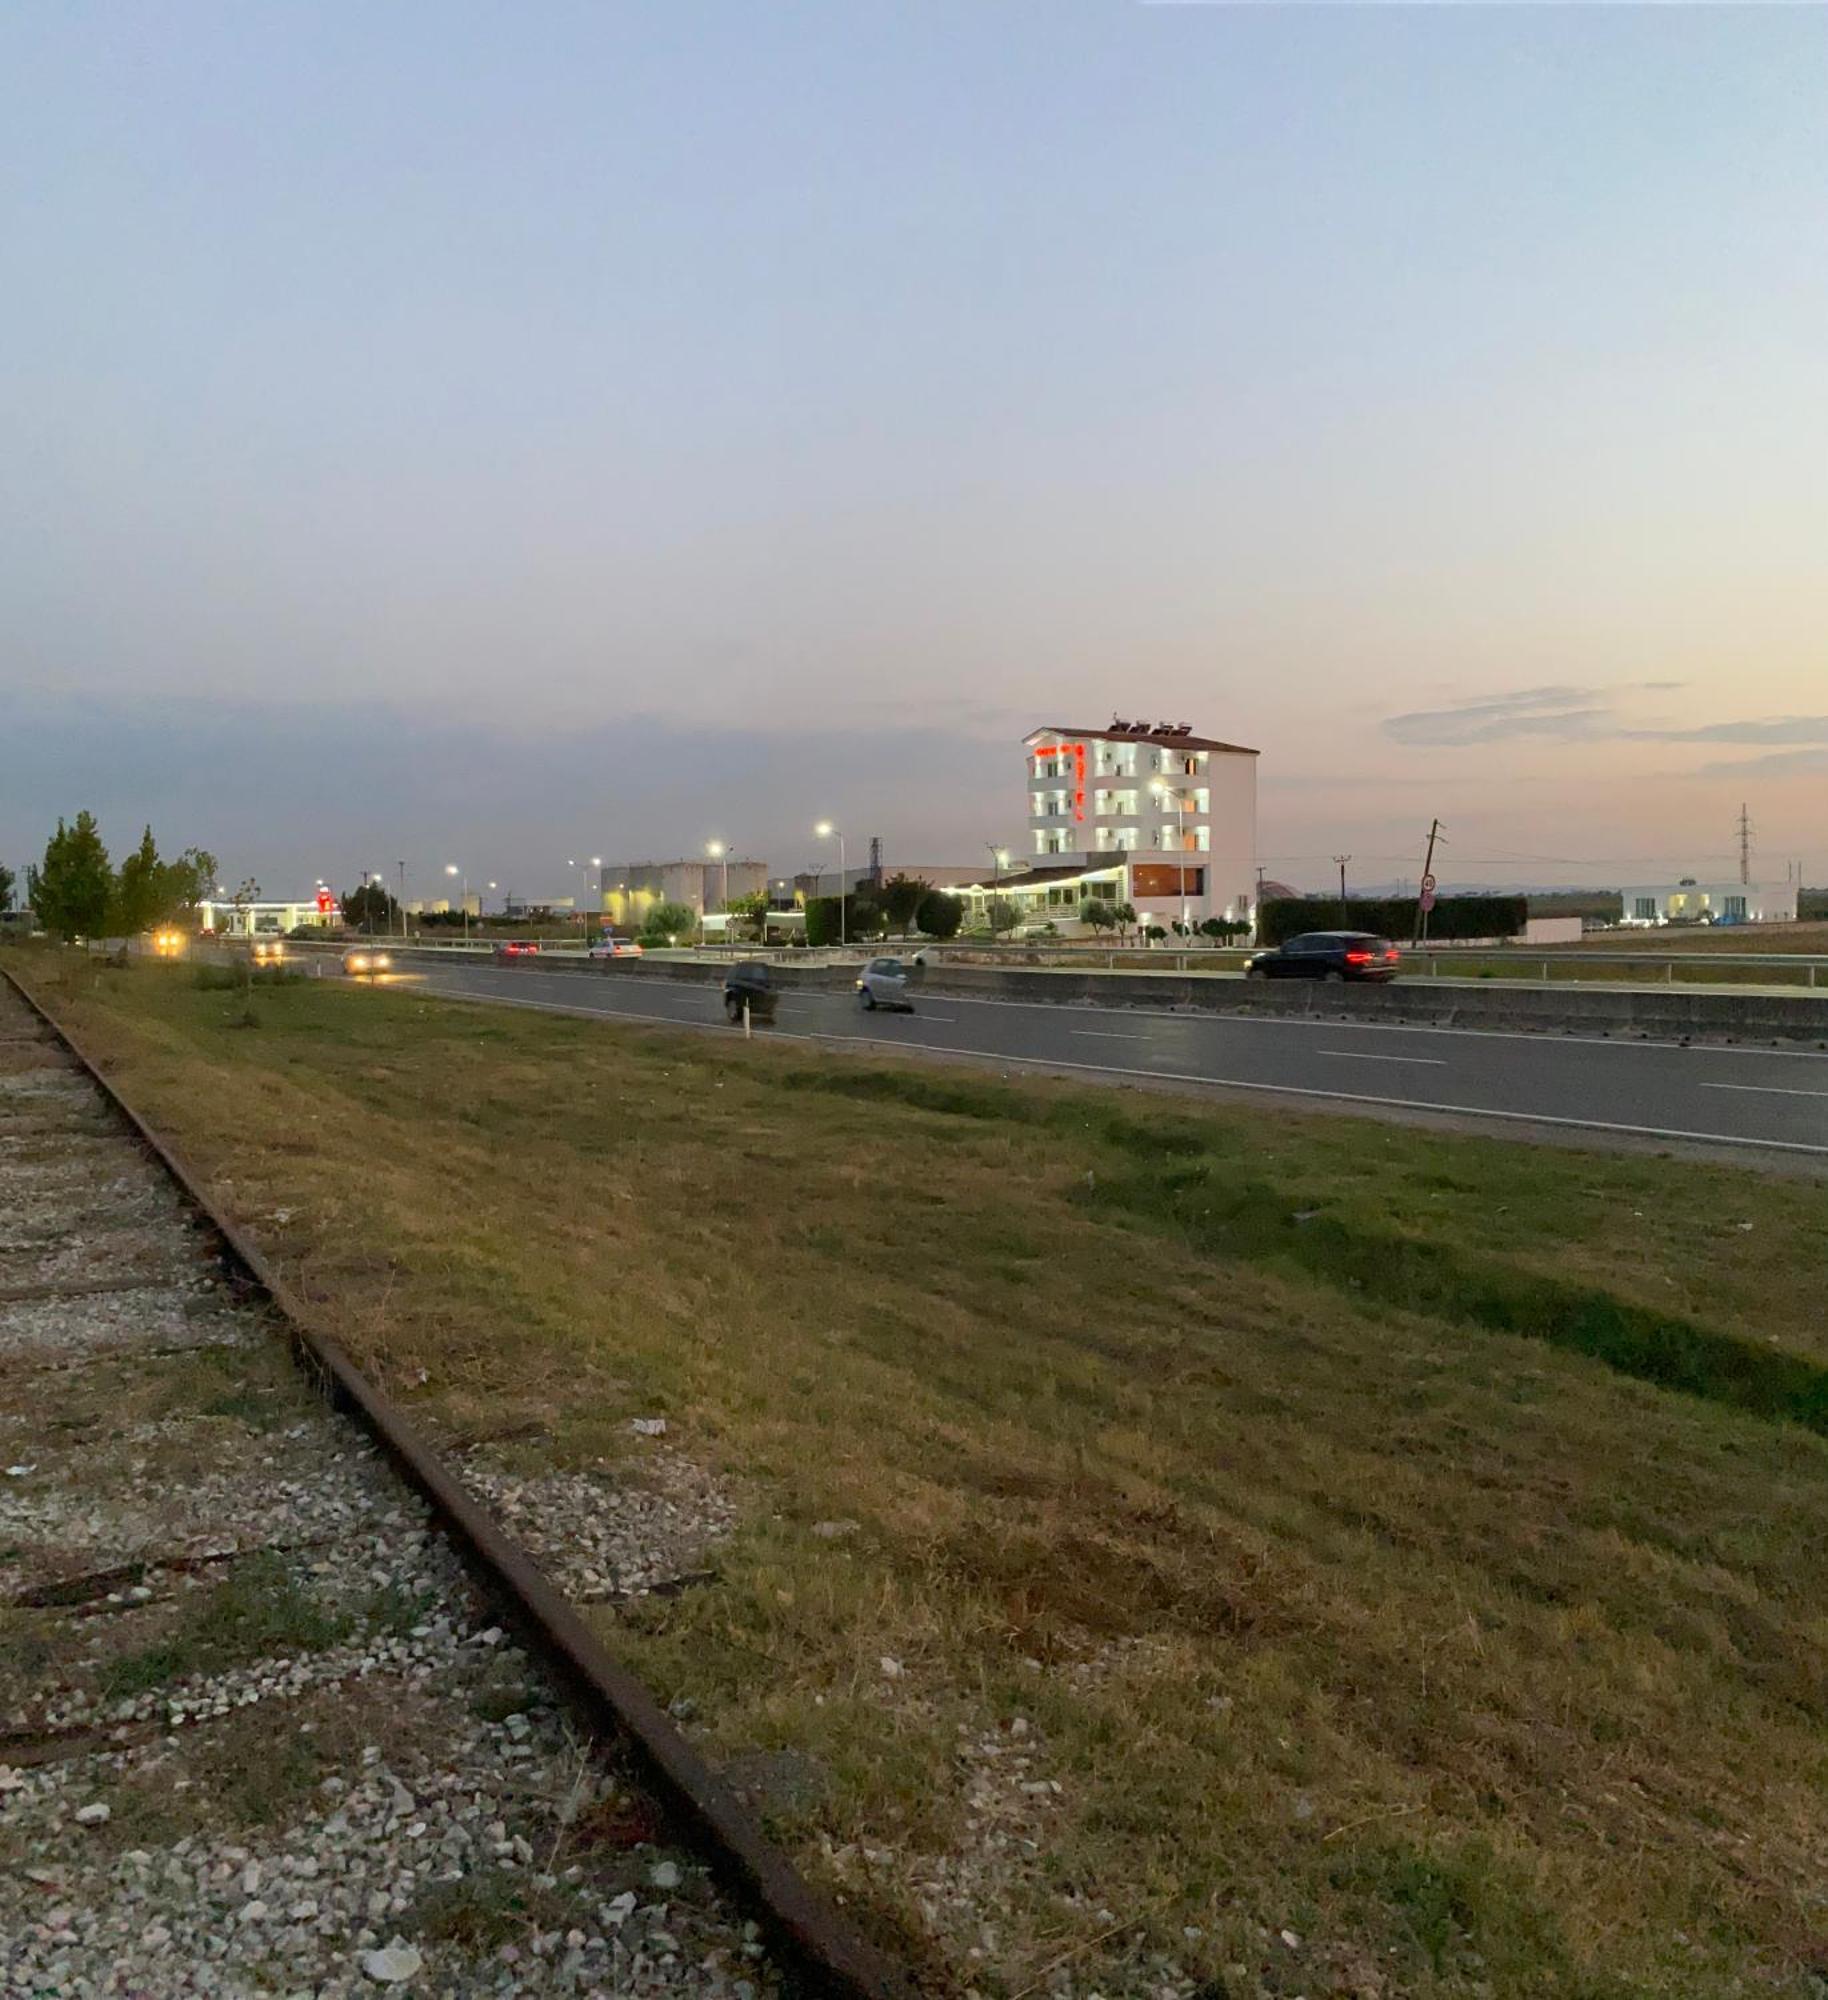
[1737, 802, 1753, 887]
[1413, 819, 1443, 947]
[1333, 854, 1351, 927]
[397, 862, 407, 940]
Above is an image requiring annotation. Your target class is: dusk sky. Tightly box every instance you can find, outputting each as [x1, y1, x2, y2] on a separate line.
[4, 3, 1825, 900]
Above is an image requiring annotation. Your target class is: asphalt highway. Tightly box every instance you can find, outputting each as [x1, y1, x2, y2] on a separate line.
[388, 960, 1828, 1159]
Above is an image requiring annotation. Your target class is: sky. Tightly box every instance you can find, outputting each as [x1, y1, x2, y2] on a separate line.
[3, 2, 1825, 901]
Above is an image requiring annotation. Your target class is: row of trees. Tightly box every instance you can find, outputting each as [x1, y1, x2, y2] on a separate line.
[804, 883, 965, 948]
[26, 813, 216, 942]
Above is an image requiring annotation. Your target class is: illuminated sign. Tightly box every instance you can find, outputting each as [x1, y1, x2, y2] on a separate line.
[1031, 742, 1087, 822]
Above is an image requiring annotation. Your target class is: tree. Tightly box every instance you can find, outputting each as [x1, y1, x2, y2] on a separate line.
[1112, 901, 1137, 945]
[848, 893, 888, 940]
[985, 896, 1019, 939]
[1079, 898, 1116, 937]
[0, 864, 14, 915]
[804, 895, 843, 948]
[725, 888, 771, 942]
[342, 882, 399, 933]
[914, 889, 962, 941]
[1145, 923, 1168, 945]
[642, 900, 697, 942]
[881, 874, 927, 937]
[1200, 916, 1250, 945]
[229, 877, 261, 1023]
[31, 813, 113, 941]
[111, 827, 163, 935]
[157, 847, 216, 925]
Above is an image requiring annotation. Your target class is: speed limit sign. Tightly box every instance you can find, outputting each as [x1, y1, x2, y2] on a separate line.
[1419, 873, 1437, 912]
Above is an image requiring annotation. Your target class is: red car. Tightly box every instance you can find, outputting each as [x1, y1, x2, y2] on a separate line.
[494, 940, 541, 962]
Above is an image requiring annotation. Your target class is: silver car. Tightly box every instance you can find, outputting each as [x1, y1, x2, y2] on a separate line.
[855, 956, 915, 1010]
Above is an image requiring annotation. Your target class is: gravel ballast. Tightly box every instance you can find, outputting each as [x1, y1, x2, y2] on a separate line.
[0, 986, 777, 1997]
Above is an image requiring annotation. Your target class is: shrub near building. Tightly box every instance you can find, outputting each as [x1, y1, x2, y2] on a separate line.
[1258, 894, 1528, 947]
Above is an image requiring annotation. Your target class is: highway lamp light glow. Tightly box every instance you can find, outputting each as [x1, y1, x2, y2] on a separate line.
[815, 822, 846, 947]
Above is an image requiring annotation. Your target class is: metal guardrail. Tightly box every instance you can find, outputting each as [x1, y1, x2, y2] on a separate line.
[173, 932, 1828, 989]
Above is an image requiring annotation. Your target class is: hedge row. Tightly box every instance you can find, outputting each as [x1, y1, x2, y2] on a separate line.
[804, 889, 964, 948]
[1258, 894, 1528, 947]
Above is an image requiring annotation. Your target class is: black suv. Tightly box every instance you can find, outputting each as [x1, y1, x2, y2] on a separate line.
[1244, 932, 1400, 981]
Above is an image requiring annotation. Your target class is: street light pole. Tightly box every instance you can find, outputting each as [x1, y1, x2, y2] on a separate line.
[815, 822, 845, 946]
[1150, 782, 1191, 932]
[446, 864, 467, 943]
[706, 840, 729, 932]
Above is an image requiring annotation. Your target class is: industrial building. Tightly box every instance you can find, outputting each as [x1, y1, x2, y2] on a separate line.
[599, 858, 767, 928]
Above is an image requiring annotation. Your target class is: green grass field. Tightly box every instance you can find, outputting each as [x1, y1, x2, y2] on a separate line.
[20, 949, 1828, 1999]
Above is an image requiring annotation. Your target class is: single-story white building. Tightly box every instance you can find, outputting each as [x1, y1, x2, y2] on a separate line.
[1618, 881, 1798, 928]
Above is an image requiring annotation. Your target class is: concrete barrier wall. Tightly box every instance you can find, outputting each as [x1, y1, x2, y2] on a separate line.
[386, 947, 1828, 1044]
[906, 966, 1828, 1043]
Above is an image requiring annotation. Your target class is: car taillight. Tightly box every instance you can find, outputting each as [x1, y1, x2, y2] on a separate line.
[1345, 950, 1371, 964]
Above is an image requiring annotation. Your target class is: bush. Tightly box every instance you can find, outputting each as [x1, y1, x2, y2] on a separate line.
[193, 963, 301, 990]
[915, 889, 963, 941]
[805, 896, 844, 947]
[641, 901, 697, 943]
[1257, 894, 1528, 947]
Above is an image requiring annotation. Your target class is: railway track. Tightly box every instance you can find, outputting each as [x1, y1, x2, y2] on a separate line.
[0, 971, 909, 1998]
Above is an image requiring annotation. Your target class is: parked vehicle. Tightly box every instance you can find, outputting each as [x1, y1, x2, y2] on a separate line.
[494, 940, 541, 962]
[587, 937, 644, 960]
[342, 946, 393, 976]
[856, 956, 918, 1010]
[251, 938, 285, 965]
[723, 961, 777, 1024]
[1244, 932, 1399, 982]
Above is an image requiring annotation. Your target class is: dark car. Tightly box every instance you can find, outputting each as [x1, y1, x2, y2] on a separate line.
[1245, 932, 1400, 981]
[723, 960, 777, 1024]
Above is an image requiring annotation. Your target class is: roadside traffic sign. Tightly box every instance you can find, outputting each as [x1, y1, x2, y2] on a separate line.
[1418, 874, 1437, 913]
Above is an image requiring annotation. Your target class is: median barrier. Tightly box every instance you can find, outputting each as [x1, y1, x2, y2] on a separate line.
[902, 966, 1828, 1044]
[386, 947, 1828, 1043]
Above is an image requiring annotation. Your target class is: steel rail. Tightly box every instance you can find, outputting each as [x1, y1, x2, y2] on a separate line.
[1, 964, 919, 2000]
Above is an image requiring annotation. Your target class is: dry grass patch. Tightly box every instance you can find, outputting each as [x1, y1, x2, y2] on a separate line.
[18, 951, 1828, 1999]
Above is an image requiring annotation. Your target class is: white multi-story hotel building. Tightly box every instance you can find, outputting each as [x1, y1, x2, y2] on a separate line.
[951, 719, 1259, 935]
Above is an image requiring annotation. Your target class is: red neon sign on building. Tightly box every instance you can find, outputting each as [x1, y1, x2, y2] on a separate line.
[1032, 742, 1088, 822]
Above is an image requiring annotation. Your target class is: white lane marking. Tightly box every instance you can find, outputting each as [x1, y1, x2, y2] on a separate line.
[1314, 1050, 1447, 1066]
[1072, 1029, 1146, 1040]
[411, 981, 1828, 1157]
[1701, 1081, 1828, 1099]
[803, 1034, 1828, 1157]
[423, 965, 1828, 1063]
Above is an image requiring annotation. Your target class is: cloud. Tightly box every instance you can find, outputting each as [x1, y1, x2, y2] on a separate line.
[1695, 745, 1828, 778]
[0, 689, 1015, 897]
[1643, 716, 1828, 745]
[1383, 687, 1611, 746]
[1385, 686, 1828, 752]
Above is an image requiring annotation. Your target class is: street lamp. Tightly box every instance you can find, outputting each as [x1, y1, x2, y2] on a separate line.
[815, 821, 846, 947]
[987, 844, 1009, 890]
[705, 839, 730, 919]
[1149, 780, 1191, 933]
[445, 863, 468, 943]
